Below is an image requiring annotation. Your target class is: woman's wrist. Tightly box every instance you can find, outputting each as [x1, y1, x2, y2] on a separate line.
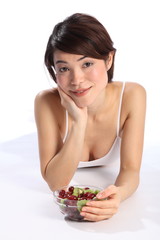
[72, 115, 88, 129]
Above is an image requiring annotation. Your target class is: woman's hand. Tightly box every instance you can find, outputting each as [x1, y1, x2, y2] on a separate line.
[57, 87, 88, 124]
[80, 185, 121, 222]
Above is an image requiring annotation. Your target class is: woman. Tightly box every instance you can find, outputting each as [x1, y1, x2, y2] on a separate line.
[34, 13, 146, 221]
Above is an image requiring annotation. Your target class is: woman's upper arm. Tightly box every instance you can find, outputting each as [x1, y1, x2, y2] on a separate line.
[34, 90, 63, 178]
[120, 83, 147, 171]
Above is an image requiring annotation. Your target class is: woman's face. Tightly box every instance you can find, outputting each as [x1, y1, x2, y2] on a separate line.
[53, 50, 112, 108]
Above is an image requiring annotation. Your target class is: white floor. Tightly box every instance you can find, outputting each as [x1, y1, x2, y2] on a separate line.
[0, 122, 160, 240]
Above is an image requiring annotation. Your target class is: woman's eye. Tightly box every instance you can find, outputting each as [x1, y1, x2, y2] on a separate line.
[83, 62, 93, 68]
[59, 67, 69, 73]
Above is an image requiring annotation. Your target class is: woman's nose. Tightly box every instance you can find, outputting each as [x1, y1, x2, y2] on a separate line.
[70, 69, 84, 85]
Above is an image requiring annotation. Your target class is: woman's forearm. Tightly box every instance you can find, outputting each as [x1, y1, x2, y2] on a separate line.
[115, 169, 140, 202]
[45, 121, 86, 191]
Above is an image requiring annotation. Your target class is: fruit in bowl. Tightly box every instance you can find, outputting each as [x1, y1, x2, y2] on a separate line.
[53, 185, 103, 221]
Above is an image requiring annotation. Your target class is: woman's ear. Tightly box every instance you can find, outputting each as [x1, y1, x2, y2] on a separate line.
[105, 51, 114, 71]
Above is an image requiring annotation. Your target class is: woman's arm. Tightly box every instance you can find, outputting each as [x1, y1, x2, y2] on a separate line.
[115, 82, 146, 201]
[34, 89, 88, 191]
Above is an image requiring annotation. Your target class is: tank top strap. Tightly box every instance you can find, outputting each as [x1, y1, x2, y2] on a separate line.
[116, 82, 125, 137]
[63, 110, 69, 143]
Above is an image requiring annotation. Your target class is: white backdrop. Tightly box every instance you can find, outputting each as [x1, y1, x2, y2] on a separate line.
[0, 1, 160, 240]
[0, 0, 160, 146]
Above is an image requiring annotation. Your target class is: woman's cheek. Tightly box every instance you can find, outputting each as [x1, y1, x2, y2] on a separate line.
[56, 77, 67, 88]
[89, 68, 107, 83]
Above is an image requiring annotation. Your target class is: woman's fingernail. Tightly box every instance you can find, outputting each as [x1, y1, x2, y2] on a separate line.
[80, 212, 85, 216]
[86, 202, 92, 206]
[97, 192, 104, 198]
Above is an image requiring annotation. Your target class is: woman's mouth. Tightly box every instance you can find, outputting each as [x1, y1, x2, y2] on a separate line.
[71, 87, 92, 97]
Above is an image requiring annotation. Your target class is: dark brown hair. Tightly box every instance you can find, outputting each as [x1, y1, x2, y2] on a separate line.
[44, 13, 116, 83]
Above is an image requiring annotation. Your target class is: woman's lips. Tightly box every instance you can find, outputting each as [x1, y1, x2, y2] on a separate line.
[71, 87, 92, 97]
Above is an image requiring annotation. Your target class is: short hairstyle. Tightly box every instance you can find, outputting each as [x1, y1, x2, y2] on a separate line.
[44, 13, 116, 83]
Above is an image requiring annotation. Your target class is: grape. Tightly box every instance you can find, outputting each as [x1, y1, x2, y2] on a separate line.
[56, 186, 101, 221]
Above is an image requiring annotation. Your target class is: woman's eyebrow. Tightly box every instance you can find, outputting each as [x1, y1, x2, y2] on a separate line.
[55, 56, 87, 65]
[77, 56, 87, 61]
[55, 60, 67, 64]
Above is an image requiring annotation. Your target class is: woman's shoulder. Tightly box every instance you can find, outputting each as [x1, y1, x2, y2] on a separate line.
[34, 88, 60, 106]
[34, 88, 65, 127]
[34, 87, 63, 116]
[112, 81, 146, 92]
[124, 81, 146, 93]
[123, 82, 146, 105]
[112, 81, 146, 114]
[112, 81, 146, 99]
[35, 87, 58, 100]
[121, 82, 146, 115]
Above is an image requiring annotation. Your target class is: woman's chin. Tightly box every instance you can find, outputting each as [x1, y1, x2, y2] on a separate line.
[75, 100, 92, 108]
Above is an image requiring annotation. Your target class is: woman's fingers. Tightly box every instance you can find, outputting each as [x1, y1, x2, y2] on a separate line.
[81, 211, 113, 222]
[96, 185, 118, 200]
[80, 202, 118, 222]
[81, 205, 118, 215]
[80, 185, 121, 222]
[85, 199, 119, 209]
[57, 86, 73, 104]
[57, 86, 88, 123]
[57, 86, 78, 113]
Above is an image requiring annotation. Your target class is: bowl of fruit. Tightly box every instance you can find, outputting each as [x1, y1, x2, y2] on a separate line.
[53, 185, 103, 221]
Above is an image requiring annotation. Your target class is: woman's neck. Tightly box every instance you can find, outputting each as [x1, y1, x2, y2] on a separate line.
[87, 86, 112, 120]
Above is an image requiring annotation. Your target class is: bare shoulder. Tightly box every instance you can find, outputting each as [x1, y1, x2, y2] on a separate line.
[123, 82, 146, 114]
[124, 82, 146, 96]
[35, 88, 59, 104]
[34, 88, 63, 123]
[112, 81, 146, 102]
[34, 88, 62, 111]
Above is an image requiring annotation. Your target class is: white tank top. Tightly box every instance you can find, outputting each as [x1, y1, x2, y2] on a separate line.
[63, 82, 125, 168]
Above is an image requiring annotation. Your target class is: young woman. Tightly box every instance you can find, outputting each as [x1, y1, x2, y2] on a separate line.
[34, 13, 146, 221]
